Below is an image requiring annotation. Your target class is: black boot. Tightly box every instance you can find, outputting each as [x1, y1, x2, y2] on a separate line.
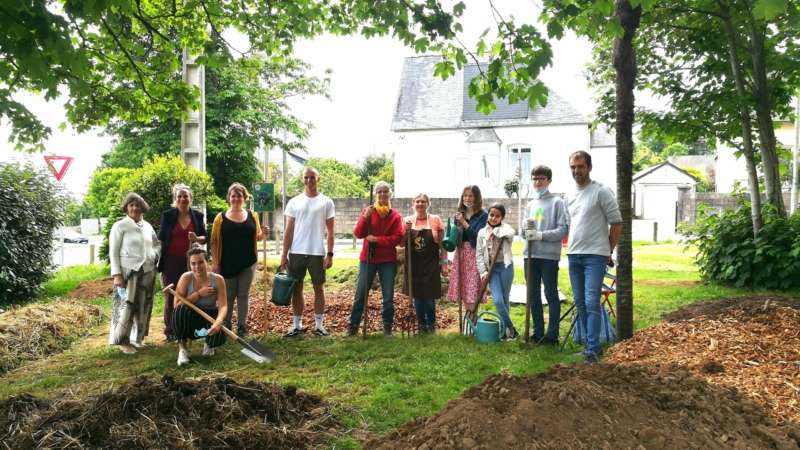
[382, 322, 394, 338]
[344, 323, 360, 337]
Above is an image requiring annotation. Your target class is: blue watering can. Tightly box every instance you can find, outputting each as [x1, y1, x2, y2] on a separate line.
[464, 311, 506, 343]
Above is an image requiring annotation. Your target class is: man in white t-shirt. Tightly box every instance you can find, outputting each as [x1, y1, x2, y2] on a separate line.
[281, 167, 336, 338]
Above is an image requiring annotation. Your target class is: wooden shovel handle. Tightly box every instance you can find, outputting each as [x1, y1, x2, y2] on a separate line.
[466, 237, 507, 316]
[161, 284, 239, 341]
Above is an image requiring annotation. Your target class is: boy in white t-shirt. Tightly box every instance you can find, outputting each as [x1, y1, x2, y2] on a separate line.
[281, 167, 336, 338]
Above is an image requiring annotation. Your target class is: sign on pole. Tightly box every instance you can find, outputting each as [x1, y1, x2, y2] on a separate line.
[253, 183, 275, 212]
[43, 156, 74, 182]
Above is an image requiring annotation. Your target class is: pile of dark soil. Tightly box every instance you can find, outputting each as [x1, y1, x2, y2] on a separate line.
[663, 294, 800, 322]
[365, 363, 800, 450]
[0, 375, 343, 449]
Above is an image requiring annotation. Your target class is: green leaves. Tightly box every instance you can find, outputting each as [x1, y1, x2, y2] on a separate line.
[753, 0, 789, 19]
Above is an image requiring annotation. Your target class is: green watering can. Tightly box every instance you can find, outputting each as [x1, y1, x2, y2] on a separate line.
[271, 270, 298, 306]
[441, 217, 460, 252]
[464, 311, 506, 343]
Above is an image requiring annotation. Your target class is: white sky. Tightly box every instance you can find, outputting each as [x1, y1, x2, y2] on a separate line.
[0, 2, 597, 198]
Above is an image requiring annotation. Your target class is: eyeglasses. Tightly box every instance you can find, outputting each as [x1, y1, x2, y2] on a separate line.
[376, 190, 390, 195]
[532, 177, 548, 182]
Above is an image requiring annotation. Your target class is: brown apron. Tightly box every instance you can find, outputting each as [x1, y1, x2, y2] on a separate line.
[402, 227, 442, 299]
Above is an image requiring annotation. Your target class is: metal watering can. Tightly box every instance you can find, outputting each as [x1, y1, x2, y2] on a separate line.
[464, 311, 506, 343]
[441, 217, 460, 252]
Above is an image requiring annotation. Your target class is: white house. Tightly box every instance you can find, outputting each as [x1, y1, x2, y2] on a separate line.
[632, 161, 699, 221]
[390, 55, 617, 198]
[716, 118, 797, 194]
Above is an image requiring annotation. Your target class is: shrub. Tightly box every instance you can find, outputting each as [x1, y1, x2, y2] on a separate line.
[679, 200, 800, 289]
[99, 155, 219, 262]
[83, 168, 133, 217]
[503, 178, 519, 198]
[0, 162, 66, 303]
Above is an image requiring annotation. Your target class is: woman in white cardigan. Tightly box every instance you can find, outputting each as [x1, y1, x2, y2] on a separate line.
[109, 193, 162, 354]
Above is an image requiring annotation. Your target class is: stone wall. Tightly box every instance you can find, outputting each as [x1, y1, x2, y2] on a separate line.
[677, 192, 793, 225]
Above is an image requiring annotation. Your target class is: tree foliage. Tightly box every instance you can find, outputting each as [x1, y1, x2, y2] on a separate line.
[98, 155, 218, 262]
[0, 162, 65, 303]
[587, 0, 800, 229]
[102, 55, 330, 199]
[680, 202, 800, 289]
[287, 158, 367, 198]
[355, 153, 393, 186]
[632, 144, 664, 174]
[83, 168, 134, 218]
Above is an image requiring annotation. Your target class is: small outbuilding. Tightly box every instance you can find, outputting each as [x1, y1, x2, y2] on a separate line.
[633, 162, 699, 221]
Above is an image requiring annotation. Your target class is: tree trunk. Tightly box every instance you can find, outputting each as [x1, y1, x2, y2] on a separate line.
[612, 0, 641, 341]
[718, 1, 763, 235]
[748, 20, 786, 217]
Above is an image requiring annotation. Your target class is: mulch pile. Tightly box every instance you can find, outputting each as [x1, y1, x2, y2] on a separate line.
[610, 301, 800, 424]
[364, 363, 800, 450]
[0, 301, 104, 373]
[243, 290, 454, 334]
[662, 294, 800, 322]
[64, 277, 114, 299]
[0, 375, 343, 449]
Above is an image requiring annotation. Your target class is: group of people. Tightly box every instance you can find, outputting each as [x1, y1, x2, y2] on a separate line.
[107, 151, 621, 366]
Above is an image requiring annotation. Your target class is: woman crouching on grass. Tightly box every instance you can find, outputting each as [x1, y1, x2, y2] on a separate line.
[173, 245, 227, 366]
[476, 203, 519, 341]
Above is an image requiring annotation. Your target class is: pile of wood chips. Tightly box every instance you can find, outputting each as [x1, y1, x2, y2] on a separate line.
[244, 289, 454, 335]
[608, 305, 800, 424]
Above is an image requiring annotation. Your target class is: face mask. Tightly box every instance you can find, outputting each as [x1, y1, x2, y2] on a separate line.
[536, 186, 550, 196]
[463, 202, 474, 208]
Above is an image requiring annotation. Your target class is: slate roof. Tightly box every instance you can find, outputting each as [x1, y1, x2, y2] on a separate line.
[391, 55, 590, 131]
[465, 128, 502, 143]
[632, 161, 701, 183]
[590, 127, 616, 147]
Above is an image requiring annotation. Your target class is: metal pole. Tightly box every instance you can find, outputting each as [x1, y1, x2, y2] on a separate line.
[792, 94, 799, 215]
[282, 148, 287, 232]
[517, 151, 522, 241]
[60, 225, 65, 268]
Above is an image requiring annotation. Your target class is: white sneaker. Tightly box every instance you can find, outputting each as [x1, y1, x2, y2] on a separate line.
[177, 349, 190, 366]
[203, 343, 215, 356]
[131, 341, 145, 349]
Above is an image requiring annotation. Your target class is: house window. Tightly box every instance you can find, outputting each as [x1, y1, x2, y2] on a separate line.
[509, 147, 531, 182]
[469, 154, 499, 183]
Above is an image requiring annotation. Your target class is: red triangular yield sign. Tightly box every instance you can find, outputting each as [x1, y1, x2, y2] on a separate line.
[43, 156, 74, 182]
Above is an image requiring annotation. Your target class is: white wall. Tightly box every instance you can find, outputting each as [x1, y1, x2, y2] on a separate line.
[716, 121, 796, 194]
[394, 124, 599, 198]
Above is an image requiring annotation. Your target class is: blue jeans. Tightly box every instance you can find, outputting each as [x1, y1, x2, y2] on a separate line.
[349, 261, 398, 325]
[489, 262, 515, 330]
[568, 254, 607, 356]
[413, 298, 436, 326]
[524, 258, 560, 341]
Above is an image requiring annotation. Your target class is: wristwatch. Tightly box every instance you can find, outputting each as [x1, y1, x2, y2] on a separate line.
[440, 259, 450, 265]
[327, 252, 334, 257]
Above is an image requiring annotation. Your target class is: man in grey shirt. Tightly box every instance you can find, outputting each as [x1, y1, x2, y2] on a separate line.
[565, 151, 622, 364]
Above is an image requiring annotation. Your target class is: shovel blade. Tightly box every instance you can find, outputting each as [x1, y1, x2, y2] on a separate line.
[240, 338, 275, 363]
[241, 348, 268, 364]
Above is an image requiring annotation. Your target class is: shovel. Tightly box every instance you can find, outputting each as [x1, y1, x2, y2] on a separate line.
[162, 284, 275, 363]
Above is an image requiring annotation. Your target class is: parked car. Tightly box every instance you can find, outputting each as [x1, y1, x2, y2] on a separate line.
[53, 230, 89, 244]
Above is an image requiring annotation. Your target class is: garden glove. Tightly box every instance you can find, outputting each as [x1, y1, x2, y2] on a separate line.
[526, 229, 543, 241]
[524, 218, 537, 230]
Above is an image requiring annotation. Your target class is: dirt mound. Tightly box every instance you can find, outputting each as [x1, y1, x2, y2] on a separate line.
[365, 363, 800, 450]
[609, 305, 800, 424]
[663, 294, 800, 322]
[65, 277, 114, 299]
[0, 375, 343, 449]
[243, 290, 454, 334]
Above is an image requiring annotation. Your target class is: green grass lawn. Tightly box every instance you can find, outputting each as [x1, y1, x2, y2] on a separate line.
[1, 242, 782, 448]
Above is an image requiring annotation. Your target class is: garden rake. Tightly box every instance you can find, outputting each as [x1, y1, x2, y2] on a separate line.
[400, 229, 418, 338]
